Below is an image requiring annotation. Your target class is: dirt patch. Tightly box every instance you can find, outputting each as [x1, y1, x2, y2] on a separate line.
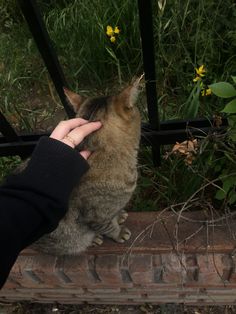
[1, 303, 236, 314]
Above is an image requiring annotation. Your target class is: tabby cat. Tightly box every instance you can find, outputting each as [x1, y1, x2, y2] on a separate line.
[34, 78, 142, 255]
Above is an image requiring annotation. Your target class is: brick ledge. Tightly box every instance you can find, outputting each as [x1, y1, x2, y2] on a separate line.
[1, 211, 236, 305]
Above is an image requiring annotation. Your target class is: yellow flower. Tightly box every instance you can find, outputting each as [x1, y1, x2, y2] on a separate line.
[106, 25, 114, 37]
[201, 88, 212, 96]
[114, 26, 120, 34]
[110, 36, 116, 43]
[193, 76, 201, 82]
[106, 25, 120, 43]
[195, 64, 206, 77]
[206, 88, 212, 96]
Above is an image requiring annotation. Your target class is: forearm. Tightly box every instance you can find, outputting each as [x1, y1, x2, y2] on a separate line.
[0, 136, 89, 288]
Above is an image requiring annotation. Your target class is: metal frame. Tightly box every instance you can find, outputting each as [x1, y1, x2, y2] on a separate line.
[0, 0, 228, 162]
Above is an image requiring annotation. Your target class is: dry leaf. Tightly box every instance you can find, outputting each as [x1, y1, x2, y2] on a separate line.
[171, 139, 198, 165]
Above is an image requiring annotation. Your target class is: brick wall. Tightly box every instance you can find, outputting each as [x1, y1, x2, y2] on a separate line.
[1, 212, 236, 305]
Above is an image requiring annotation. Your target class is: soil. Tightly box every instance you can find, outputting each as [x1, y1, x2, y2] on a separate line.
[1, 303, 236, 314]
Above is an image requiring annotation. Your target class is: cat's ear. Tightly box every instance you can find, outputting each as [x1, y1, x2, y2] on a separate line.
[63, 87, 83, 113]
[119, 74, 144, 109]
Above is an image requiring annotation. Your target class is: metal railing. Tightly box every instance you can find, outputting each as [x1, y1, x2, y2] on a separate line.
[0, 0, 227, 164]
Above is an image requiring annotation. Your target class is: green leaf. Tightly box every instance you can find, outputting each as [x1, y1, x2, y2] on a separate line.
[188, 96, 200, 118]
[214, 164, 222, 172]
[231, 76, 236, 84]
[229, 191, 236, 205]
[229, 129, 236, 142]
[183, 82, 201, 118]
[222, 177, 236, 194]
[222, 98, 236, 113]
[227, 115, 236, 142]
[228, 115, 236, 127]
[140, 177, 152, 187]
[215, 189, 226, 200]
[105, 47, 118, 61]
[209, 82, 236, 98]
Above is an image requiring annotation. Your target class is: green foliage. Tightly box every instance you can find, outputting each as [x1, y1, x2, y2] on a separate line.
[180, 80, 201, 118]
[215, 175, 236, 205]
[39, 0, 141, 89]
[209, 82, 236, 99]
[223, 99, 236, 114]
[0, 156, 21, 182]
[210, 76, 236, 139]
[214, 153, 236, 206]
[1, 0, 236, 211]
[153, 0, 236, 119]
[1, 0, 236, 118]
[207, 76, 236, 205]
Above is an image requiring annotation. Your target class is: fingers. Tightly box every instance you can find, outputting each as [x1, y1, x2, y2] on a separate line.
[50, 119, 102, 157]
[50, 118, 88, 140]
[79, 150, 91, 160]
[65, 121, 102, 146]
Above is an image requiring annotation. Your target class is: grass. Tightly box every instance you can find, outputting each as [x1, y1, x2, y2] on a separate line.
[0, 0, 236, 211]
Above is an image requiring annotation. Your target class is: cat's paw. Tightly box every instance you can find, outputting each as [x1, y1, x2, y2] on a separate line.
[92, 234, 104, 246]
[117, 210, 129, 225]
[116, 226, 131, 243]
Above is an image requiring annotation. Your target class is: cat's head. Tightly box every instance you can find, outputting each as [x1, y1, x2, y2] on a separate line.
[64, 77, 143, 151]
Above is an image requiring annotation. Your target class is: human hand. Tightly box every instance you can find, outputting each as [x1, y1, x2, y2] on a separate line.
[50, 118, 102, 160]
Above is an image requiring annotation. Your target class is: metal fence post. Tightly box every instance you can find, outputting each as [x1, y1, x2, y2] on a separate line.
[0, 112, 19, 143]
[138, 0, 161, 165]
[18, 0, 74, 118]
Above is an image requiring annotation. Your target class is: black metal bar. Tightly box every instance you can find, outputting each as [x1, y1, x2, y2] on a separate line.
[141, 125, 228, 146]
[18, 0, 74, 118]
[0, 111, 19, 142]
[158, 117, 228, 130]
[141, 117, 228, 145]
[0, 118, 228, 157]
[0, 132, 49, 157]
[138, 0, 160, 165]
[138, 0, 159, 129]
[0, 141, 37, 158]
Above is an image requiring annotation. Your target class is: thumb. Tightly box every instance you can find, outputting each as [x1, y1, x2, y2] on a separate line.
[79, 150, 92, 160]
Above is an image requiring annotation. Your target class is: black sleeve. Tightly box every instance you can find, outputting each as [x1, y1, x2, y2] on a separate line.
[0, 136, 89, 288]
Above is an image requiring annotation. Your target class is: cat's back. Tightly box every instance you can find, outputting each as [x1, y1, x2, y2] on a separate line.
[67, 80, 142, 212]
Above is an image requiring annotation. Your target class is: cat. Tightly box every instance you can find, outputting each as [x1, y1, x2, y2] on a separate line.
[33, 77, 142, 255]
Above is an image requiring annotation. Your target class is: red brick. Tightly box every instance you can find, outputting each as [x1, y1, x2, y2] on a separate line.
[153, 254, 162, 267]
[55, 255, 95, 286]
[10, 255, 59, 287]
[186, 254, 198, 267]
[185, 256, 199, 282]
[197, 254, 233, 284]
[23, 255, 61, 286]
[129, 254, 153, 284]
[15, 287, 83, 294]
[95, 255, 122, 284]
[0, 289, 17, 297]
[162, 253, 187, 283]
[39, 293, 75, 299]
[6, 256, 41, 288]
[229, 272, 236, 283]
[1, 278, 20, 289]
[87, 288, 120, 294]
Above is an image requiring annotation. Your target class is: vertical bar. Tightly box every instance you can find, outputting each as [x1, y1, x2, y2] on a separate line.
[18, 0, 74, 118]
[0, 111, 29, 158]
[0, 111, 19, 142]
[138, 0, 161, 165]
